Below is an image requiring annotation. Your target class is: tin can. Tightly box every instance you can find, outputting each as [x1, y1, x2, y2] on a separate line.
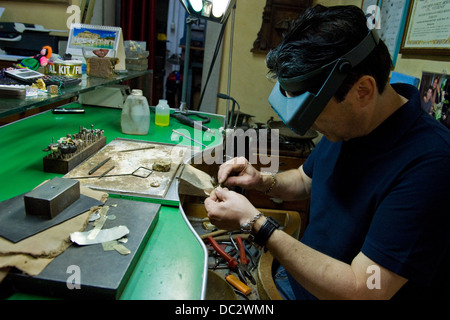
[46, 60, 83, 78]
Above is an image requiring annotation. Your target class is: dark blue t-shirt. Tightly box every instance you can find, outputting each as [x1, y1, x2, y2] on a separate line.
[289, 83, 450, 299]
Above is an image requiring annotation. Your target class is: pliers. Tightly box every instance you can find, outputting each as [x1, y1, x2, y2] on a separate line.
[232, 235, 256, 285]
[207, 236, 255, 285]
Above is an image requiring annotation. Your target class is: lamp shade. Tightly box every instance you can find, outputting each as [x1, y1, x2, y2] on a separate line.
[180, 0, 236, 24]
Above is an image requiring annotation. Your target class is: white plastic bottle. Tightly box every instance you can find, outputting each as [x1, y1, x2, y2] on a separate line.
[121, 89, 150, 135]
[155, 99, 170, 127]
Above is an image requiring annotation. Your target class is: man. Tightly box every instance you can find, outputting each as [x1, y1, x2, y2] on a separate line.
[432, 77, 442, 105]
[421, 86, 433, 115]
[204, 5, 450, 300]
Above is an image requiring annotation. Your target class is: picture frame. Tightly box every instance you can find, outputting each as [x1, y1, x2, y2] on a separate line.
[67, 24, 122, 55]
[251, 0, 313, 54]
[418, 71, 450, 129]
[361, 0, 410, 66]
[66, 23, 126, 70]
[400, 0, 450, 55]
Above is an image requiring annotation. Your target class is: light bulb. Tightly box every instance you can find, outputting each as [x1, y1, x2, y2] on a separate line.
[189, 0, 203, 12]
[212, 0, 231, 18]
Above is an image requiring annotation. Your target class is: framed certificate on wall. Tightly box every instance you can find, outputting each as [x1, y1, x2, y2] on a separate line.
[400, 0, 450, 55]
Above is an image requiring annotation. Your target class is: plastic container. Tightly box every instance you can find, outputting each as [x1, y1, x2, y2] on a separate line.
[155, 99, 170, 127]
[121, 89, 150, 135]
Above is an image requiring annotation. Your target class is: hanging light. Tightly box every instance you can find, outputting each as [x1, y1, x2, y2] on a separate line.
[180, 0, 236, 23]
[212, 0, 231, 18]
[179, 0, 237, 111]
[189, 0, 203, 12]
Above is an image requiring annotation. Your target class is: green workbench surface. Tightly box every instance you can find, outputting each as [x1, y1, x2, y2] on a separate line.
[0, 104, 224, 300]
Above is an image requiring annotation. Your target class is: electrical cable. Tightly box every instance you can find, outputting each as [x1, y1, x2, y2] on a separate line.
[196, 15, 230, 110]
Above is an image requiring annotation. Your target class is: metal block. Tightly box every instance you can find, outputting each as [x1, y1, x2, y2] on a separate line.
[24, 177, 81, 219]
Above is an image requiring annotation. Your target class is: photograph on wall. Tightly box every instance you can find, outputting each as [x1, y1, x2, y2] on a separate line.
[419, 72, 450, 129]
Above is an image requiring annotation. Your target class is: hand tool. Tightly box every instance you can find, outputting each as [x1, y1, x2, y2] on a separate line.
[236, 236, 250, 265]
[230, 234, 256, 285]
[171, 112, 212, 132]
[172, 129, 207, 148]
[200, 229, 228, 240]
[99, 166, 115, 179]
[89, 157, 111, 175]
[207, 236, 248, 285]
[118, 146, 155, 153]
[52, 107, 85, 114]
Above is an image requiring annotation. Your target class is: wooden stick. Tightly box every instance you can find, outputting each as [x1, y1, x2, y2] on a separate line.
[200, 229, 228, 240]
[199, 230, 249, 241]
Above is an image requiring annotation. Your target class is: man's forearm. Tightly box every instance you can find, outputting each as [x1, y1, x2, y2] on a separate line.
[254, 218, 407, 300]
[262, 168, 310, 201]
[266, 228, 359, 299]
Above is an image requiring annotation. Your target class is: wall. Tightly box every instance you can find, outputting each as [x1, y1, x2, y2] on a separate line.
[90, 0, 117, 27]
[216, 0, 450, 125]
[0, 0, 115, 55]
[216, 0, 272, 123]
[0, 0, 82, 31]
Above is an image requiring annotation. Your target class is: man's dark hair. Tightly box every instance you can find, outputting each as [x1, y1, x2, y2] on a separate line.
[266, 5, 393, 102]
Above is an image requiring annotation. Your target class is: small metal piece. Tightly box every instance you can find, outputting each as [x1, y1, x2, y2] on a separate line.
[89, 157, 112, 175]
[70, 166, 153, 180]
[150, 181, 160, 188]
[132, 167, 153, 178]
[119, 146, 155, 153]
[99, 166, 115, 179]
[88, 206, 109, 240]
[70, 225, 130, 246]
[113, 243, 131, 255]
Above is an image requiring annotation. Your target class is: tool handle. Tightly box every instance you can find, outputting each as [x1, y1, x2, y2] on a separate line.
[172, 113, 209, 131]
[171, 113, 195, 128]
[237, 236, 250, 265]
[200, 229, 228, 240]
[226, 274, 252, 296]
[207, 236, 238, 269]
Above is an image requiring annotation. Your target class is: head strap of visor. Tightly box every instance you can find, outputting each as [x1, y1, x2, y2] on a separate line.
[278, 30, 380, 93]
[269, 30, 380, 136]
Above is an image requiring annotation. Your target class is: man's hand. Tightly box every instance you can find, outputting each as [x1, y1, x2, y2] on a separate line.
[218, 157, 264, 191]
[204, 187, 260, 231]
